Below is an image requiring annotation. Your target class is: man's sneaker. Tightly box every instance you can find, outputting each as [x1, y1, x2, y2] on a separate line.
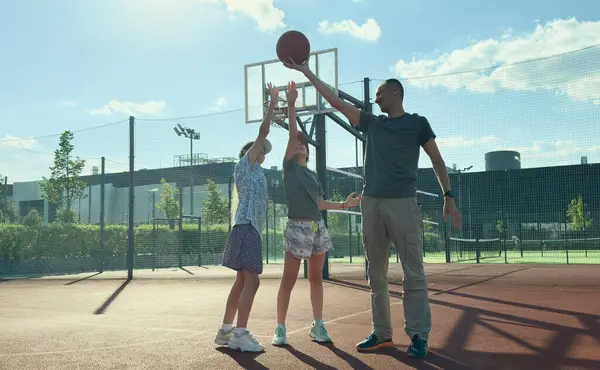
[407, 335, 428, 358]
[228, 329, 265, 353]
[356, 333, 394, 352]
[308, 321, 332, 343]
[214, 327, 234, 346]
[272, 324, 288, 346]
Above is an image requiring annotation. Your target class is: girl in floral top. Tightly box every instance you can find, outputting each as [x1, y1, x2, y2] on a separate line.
[214, 83, 278, 353]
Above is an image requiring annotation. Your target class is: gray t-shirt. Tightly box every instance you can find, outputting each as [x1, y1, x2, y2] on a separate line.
[283, 159, 324, 221]
[358, 111, 436, 198]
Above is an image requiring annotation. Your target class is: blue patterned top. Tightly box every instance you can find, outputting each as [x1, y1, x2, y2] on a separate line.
[233, 153, 268, 234]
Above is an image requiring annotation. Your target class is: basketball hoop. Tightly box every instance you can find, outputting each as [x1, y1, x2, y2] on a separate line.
[263, 103, 288, 129]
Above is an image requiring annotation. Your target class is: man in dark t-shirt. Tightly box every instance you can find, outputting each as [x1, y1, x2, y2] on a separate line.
[284, 60, 461, 359]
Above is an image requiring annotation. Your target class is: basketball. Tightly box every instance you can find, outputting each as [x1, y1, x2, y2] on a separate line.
[276, 30, 310, 65]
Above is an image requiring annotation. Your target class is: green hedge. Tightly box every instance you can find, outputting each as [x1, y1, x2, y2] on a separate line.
[0, 223, 444, 276]
[0, 223, 444, 260]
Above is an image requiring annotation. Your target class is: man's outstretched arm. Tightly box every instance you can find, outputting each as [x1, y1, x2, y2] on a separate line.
[284, 60, 361, 127]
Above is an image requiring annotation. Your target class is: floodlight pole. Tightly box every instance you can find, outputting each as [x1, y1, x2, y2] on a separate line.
[173, 125, 200, 215]
[189, 135, 194, 214]
[456, 165, 473, 238]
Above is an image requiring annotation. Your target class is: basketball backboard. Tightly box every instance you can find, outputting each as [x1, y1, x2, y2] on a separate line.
[244, 48, 338, 124]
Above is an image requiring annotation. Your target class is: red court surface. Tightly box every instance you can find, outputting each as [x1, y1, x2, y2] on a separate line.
[1, 264, 599, 370]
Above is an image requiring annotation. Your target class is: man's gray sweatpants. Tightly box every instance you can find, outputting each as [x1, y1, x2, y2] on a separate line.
[361, 195, 431, 341]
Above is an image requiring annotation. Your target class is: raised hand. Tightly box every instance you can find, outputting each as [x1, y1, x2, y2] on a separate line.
[286, 81, 298, 104]
[283, 56, 310, 75]
[267, 82, 279, 107]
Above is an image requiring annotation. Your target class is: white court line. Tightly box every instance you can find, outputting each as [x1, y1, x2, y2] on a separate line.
[0, 316, 204, 334]
[326, 166, 439, 198]
[286, 280, 471, 336]
[0, 332, 203, 357]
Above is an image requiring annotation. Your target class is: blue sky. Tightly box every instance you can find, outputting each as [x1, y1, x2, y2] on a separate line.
[1, 0, 600, 182]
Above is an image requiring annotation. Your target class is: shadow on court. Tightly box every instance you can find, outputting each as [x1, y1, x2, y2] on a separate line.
[327, 276, 600, 370]
[215, 347, 269, 370]
[180, 267, 195, 275]
[93, 279, 131, 315]
[64, 271, 103, 285]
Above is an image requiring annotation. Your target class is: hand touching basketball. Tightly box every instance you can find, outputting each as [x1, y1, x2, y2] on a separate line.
[286, 81, 298, 104]
[283, 57, 310, 75]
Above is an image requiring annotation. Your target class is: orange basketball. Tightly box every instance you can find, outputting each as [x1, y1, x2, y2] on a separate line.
[276, 30, 311, 65]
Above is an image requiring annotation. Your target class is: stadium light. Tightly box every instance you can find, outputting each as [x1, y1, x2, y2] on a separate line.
[173, 125, 200, 215]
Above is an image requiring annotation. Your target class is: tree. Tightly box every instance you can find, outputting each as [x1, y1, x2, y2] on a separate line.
[202, 178, 229, 224]
[422, 212, 434, 232]
[22, 209, 43, 228]
[496, 219, 505, 234]
[0, 176, 16, 223]
[567, 195, 593, 232]
[40, 131, 87, 221]
[156, 178, 180, 219]
[324, 189, 345, 235]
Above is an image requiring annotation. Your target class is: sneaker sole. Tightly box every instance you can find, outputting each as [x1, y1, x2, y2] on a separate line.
[271, 339, 288, 346]
[308, 332, 332, 343]
[214, 338, 229, 346]
[228, 343, 264, 353]
[356, 341, 395, 352]
[407, 350, 428, 358]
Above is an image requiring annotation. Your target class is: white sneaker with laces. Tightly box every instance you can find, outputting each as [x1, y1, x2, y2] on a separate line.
[214, 327, 234, 346]
[228, 329, 264, 353]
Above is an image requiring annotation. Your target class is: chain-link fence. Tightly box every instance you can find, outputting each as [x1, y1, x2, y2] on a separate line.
[1, 46, 600, 279]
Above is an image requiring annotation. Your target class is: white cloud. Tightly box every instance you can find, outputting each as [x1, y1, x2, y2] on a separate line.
[318, 18, 381, 41]
[0, 136, 52, 182]
[0, 135, 39, 150]
[202, 0, 285, 32]
[436, 135, 500, 150]
[393, 18, 600, 105]
[500, 140, 600, 165]
[431, 134, 600, 169]
[88, 100, 167, 116]
[208, 97, 228, 112]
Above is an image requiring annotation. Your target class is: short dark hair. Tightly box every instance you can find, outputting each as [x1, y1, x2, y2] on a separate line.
[385, 78, 404, 100]
[239, 142, 253, 159]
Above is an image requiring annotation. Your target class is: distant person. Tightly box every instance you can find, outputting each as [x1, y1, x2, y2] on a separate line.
[214, 83, 279, 353]
[512, 235, 521, 252]
[271, 81, 360, 347]
[283, 58, 461, 359]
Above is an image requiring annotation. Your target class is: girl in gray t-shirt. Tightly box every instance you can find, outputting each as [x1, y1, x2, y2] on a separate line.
[272, 82, 361, 347]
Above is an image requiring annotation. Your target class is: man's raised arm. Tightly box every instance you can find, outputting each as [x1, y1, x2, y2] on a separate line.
[283, 59, 361, 127]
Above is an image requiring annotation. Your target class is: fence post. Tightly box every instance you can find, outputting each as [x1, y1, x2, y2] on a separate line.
[127, 116, 135, 280]
[178, 184, 183, 268]
[348, 213, 353, 263]
[444, 213, 450, 263]
[99, 157, 105, 272]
